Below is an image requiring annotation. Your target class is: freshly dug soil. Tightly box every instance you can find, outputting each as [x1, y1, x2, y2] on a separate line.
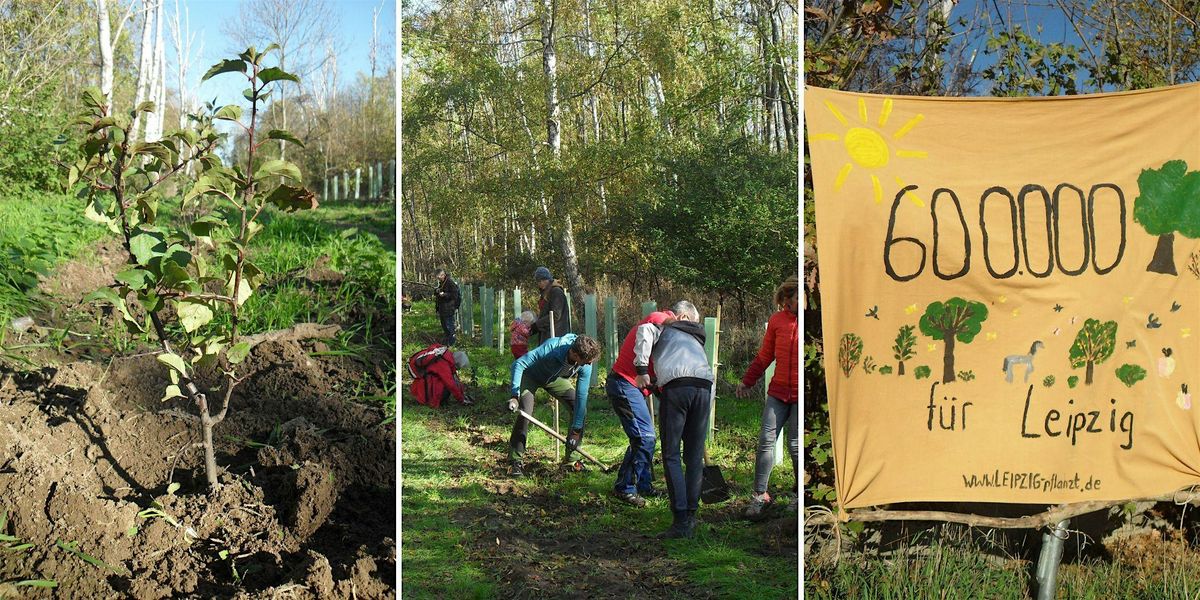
[0, 339, 396, 598]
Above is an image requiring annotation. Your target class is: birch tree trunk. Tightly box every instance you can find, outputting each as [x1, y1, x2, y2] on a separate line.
[97, 0, 115, 106]
[541, 0, 585, 311]
[132, 0, 155, 141]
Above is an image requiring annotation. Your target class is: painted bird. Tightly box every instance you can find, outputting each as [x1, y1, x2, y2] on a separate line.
[1147, 314, 1162, 329]
[1172, 301, 1182, 312]
[1126, 340, 1137, 349]
[865, 306, 879, 320]
[1053, 304, 1064, 312]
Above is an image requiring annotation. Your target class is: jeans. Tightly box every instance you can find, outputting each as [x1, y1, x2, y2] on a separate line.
[607, 375, 656, 495]
[659, 382, 711, 513]
[753, 395, 799, 494]
[439, 311, 456, 346]
[509, 377, 576, 462]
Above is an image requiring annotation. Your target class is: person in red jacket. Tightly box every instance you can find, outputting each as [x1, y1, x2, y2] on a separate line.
[735, 276, 799, 518]
[408, 344, 473, 408]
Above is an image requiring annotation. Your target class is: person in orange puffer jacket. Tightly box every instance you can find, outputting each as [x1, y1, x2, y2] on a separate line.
[735, 276, 799, 518]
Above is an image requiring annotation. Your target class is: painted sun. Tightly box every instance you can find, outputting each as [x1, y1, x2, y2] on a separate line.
[812, 98, 928, 206]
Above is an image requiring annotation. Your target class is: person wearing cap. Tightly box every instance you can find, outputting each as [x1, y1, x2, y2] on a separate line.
[506, 333, 601, 476]
[434, 268, 461, 346]
[605, 307, 676, 507]
[633, 301, 713, 539]
[736, 276, 800, 518]
[408, 344, 473, 408]
[532, 266, 570, 343]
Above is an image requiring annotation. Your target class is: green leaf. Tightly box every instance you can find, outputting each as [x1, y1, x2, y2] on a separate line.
[202, 59, 247, 82]
[167, 482, 181, 495]
[161, 385, 183, 402]
[81, 87, 105, 111]
[84, 288, 142, 332]
[258, 67, 299, 84]
[114, 268, 153, 291]
[157, 352, 189, 378]
[15, 580, 58, 589]
[133, 101, 155, 114]
[132, 141, 172, 163]
[242, 87, 255, 102]
[84, 198, 110, 224]
[264, 184, 318, 211]
[214, 105, 243, 122]
[266, 130, 305, 148]
[254, 159, 301, 182]
[176, 300, 214, 333]
[129, 231, 166, 265]
[228, 277, 253, 307]
[227, 341, 251, 365]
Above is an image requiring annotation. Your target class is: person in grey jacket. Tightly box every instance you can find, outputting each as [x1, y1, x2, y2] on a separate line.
[633, 301, 713, 539]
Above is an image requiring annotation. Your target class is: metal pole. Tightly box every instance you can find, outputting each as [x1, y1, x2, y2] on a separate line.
[1036, 519, 1069, 600]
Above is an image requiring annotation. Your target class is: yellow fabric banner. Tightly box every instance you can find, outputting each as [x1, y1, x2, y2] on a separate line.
[807, 84, 1200, 510]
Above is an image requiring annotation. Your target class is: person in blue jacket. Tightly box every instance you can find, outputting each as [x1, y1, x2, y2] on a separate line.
[506, 333, 602, 476]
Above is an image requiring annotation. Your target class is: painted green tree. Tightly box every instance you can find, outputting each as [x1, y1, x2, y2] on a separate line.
[1133, 160, 1200, 275]
[839, 333, 863, 377]
[1069, 319, 1118, 385]
[1116, 364, 1147, 387]
[892, 325, 916, 375]
[918, 297, 988, 383]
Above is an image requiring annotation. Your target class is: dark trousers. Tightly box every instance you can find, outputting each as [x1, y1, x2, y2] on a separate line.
[659, 383, 711, 513]
[607, 375, 656, 495]
[509, 377, 576, 462]
[439, 311, 456, 346]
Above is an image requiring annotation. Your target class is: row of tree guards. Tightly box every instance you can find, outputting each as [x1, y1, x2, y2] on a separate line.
[321, 160, 396, 201]
[454, 283, 784, 466]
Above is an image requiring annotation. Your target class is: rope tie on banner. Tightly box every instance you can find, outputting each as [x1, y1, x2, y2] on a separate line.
[1172, 484, 1200, 506]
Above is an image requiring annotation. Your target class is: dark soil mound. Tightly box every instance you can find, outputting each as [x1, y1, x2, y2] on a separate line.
[0, 339, 395, 599]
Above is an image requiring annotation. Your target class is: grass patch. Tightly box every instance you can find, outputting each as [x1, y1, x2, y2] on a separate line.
[401, 300, 797, 599]
[0, 191, 108, 329]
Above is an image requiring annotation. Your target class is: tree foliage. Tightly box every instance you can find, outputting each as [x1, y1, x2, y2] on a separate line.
[1069, 318, 1117, 385]
[919, 297, 988, 383]
[402, 0, 797, 313]
[838, 333, 863, 377]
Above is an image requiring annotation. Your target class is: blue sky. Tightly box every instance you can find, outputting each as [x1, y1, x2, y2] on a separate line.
[176, 0, 396, 107]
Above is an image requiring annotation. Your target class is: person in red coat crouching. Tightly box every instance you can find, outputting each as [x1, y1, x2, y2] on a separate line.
[408, 344, 473, 408]
[735, 276, 799, 518]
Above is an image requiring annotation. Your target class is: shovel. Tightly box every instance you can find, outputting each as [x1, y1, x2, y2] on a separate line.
[518, 409, 613, 472]
[700, 381, 730, 504]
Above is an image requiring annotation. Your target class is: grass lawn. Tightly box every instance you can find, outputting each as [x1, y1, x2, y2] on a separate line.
[401, 300, 799, 599]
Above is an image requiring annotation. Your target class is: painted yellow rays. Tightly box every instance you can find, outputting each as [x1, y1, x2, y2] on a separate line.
[812, 97, 928, 206]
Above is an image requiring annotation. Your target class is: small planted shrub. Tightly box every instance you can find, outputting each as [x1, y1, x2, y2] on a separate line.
[1115, 364, 1147, 388]
[1043, 375, 1055, 388]
[69, 46, 316, 488]
[878, 365, 893, 375]
[1067, 375, 1079, 389]
[914, 365, 931, 380]
[957, 370, 975, 382]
